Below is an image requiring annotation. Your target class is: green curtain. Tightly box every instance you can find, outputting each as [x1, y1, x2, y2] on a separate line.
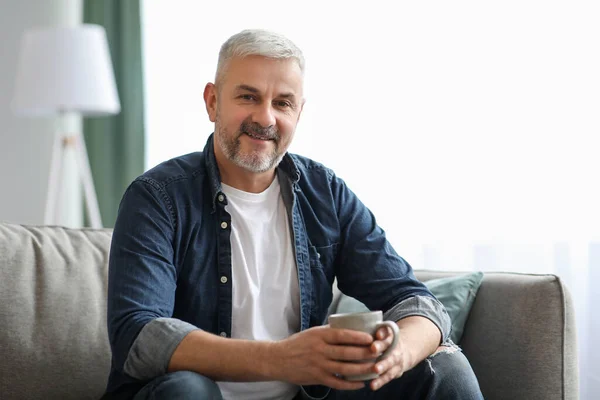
[83, 0, 145, 228]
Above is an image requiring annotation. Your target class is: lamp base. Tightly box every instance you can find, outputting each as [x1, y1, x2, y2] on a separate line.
[45, 129, 103, 228]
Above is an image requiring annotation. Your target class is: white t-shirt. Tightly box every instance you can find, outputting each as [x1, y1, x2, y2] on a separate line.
[217, 176, 301, 400]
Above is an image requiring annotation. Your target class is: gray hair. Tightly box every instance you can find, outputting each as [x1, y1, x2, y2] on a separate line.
[215, 29, 305, 85]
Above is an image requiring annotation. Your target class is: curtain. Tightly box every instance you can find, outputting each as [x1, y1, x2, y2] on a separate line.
[83, 0, 144, 228]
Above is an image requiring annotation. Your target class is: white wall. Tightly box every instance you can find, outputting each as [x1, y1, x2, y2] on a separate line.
[0, 0, 82, 226]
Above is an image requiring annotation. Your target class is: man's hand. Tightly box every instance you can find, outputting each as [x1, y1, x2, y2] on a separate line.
[270, 325, 378, 390]
[367, 316, 441, 391]
[366, 325, 411, 391]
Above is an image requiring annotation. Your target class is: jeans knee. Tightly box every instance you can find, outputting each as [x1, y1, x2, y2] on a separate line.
[427, 350, 483, 399]
[141, 371, 223, 400]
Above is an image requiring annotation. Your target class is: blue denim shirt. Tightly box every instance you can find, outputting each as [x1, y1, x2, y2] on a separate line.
[104, 134, 450, 398]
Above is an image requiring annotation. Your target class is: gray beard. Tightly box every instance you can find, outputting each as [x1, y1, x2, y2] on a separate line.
[215, 127, 284, 173]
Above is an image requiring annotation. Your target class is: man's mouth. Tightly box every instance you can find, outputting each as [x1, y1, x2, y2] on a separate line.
[244, 131, 273, 141]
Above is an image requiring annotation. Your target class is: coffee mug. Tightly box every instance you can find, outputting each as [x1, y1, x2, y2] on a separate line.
[328, 310, 400, 381]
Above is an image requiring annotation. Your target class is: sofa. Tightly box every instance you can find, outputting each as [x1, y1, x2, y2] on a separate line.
[0, 222, 579, 399]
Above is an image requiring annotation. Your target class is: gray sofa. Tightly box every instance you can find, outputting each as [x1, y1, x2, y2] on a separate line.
[0, 223, 579, 399]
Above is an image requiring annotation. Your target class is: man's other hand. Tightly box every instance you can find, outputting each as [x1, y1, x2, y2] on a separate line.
[270, 325, 377, 390]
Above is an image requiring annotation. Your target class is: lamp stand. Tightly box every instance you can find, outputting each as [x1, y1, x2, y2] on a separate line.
[44, 128, 103, 228]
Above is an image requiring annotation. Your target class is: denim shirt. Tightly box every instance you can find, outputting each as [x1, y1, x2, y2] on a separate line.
[104, 134, 451, 398]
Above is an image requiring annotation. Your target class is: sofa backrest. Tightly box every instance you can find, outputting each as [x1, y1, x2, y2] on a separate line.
[0, 223, 112, 400]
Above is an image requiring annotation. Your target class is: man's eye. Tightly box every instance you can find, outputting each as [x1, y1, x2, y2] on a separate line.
[276, 101, 292, 108]
[240, 94, 256, 101]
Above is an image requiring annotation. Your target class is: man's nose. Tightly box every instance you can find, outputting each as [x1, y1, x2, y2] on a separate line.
[252, 102, 276, 128]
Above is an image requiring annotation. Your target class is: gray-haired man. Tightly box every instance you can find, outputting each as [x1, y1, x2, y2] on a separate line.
[103, 29, 483, 400]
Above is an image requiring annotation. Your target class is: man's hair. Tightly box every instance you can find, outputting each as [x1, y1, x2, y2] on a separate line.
[215, 29, 305, 85]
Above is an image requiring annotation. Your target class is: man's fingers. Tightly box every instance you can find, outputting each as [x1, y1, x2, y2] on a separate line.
[326, 344, 375, 361]
[372, 347, 400, 378]
[376, 326, 393, 340]
[371, 327, 394, 354]
[370, 364, 403, 391]
[323, 359, 376, 378]
[321, 373, 366, 391]
[376, 326, 386, 339]
[325, 328, 374, 346]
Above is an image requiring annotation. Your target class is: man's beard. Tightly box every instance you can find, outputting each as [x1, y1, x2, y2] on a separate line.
[215, 116, 285, 173]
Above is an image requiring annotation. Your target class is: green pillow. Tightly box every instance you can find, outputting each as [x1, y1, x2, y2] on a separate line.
[424, 272, 484, 343]
[333, 272, 484, 344]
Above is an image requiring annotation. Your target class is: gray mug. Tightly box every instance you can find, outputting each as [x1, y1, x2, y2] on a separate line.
[328, 310, 400, 381]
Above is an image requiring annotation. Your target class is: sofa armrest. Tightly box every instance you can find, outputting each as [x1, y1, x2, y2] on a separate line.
[416, 271, 578, 400]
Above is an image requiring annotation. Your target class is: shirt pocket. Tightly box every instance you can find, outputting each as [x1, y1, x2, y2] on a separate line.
[308, 244, 338, 325]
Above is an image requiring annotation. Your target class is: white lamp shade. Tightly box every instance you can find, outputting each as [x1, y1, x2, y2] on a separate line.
[12, 24, 121, 117]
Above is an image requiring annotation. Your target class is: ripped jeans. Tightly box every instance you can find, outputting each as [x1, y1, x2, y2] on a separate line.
[327, 344, 483, 400]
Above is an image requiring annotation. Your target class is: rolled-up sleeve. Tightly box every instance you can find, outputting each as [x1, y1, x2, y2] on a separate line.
[124, 318, 199, 380]
[383, 295, 451, 342]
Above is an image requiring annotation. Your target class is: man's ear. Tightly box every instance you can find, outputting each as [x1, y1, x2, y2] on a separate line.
[204, 83, 218, 123]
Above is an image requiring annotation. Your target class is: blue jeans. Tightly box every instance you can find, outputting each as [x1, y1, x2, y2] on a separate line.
[132, 371, 223, 400]
[330, 349, 483, 399]
[133, 350, 482, 400]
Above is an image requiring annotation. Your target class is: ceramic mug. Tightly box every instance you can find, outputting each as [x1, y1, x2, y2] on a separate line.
[328, 310, 400, 381]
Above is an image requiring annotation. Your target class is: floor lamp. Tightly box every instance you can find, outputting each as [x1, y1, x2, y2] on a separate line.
[12, 25, 120, 228]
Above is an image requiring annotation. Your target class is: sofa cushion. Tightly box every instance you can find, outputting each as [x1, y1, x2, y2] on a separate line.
[0, 223, 112, 400]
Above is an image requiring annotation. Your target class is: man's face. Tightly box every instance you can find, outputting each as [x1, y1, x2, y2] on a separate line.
[205, 55, 304, 174]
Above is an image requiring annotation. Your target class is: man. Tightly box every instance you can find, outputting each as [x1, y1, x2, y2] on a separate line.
[104, 29, 483, 400]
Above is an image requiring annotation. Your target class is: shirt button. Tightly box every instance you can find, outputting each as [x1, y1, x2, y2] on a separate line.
[218, 194, 225, 202]
[220, 276, 228, 284]
[219, 332, 227, 337]
[220, 221, 228, 229]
